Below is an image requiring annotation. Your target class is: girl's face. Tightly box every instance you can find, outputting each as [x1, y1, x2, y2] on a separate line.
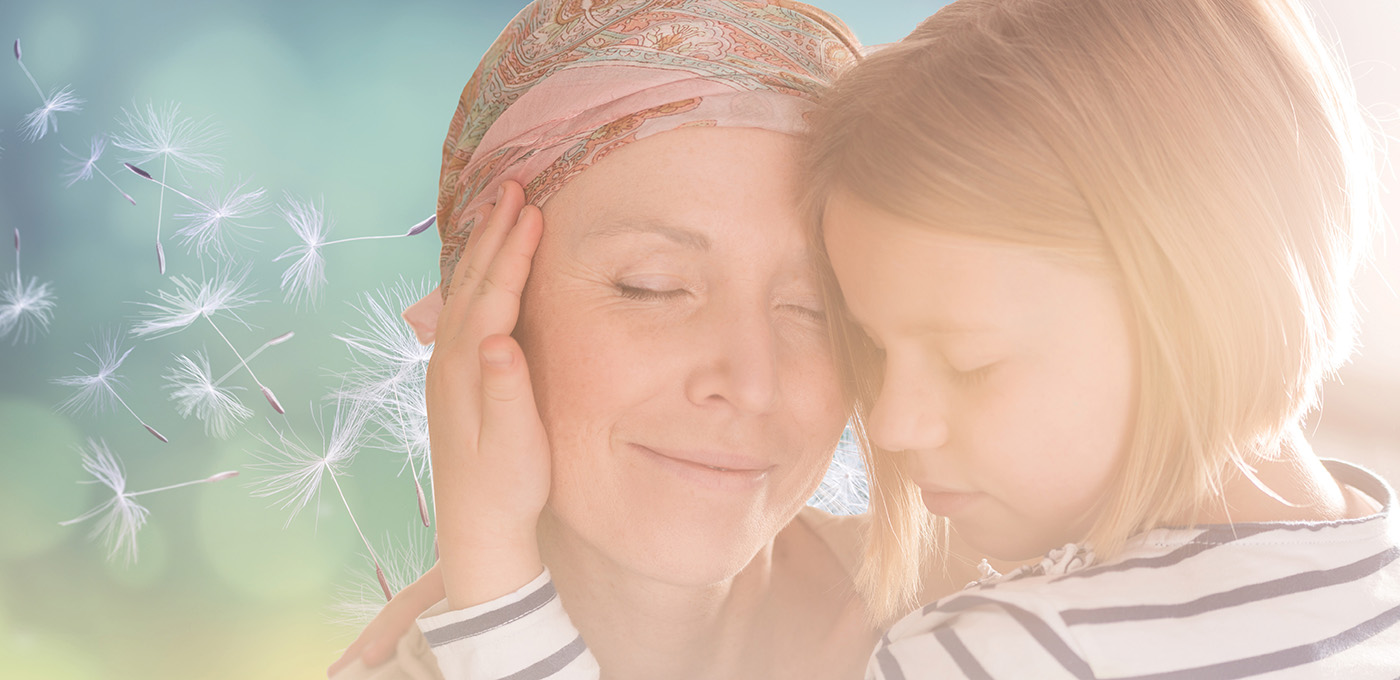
[823, 193, 1138, 561]
[518, 127, 848, 585]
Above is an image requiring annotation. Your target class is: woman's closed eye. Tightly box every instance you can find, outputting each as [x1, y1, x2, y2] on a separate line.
[780, 301, 827, 323]
[614, 276, 693, 302]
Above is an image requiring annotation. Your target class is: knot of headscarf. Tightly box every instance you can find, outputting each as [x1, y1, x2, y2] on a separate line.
[404, 0, 861, 343]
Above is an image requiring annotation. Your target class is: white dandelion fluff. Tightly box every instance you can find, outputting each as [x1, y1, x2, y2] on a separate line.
[131, 268, 258, 337]
[274, 197, 330, 309]
[112, 101, 223, 177]
[58, 439, 148, 564]
[132, 269, 284, 414]
[807, 430, 869, 516]
[0, 276, 56, 344]
[14, 40, 83, 142]
[165, 331, 291, 438]
[61, 136, 136, 205]
[1, 228, 56, 344]
[249, 396, 392, 598]
[52, 328, 168, 443]
[334, 279, 435, 406]
[248, 395, 371, 520]
[329, 526, 436, 627]
[19, 86, 83, 142]
[165, 351, 253, 439]
[173, 179, 268, 259]
[114, 101, 224, 273]
[59, 438, 238, 564]
[333, 279, 435, 524]
[275, 197, 436, 309]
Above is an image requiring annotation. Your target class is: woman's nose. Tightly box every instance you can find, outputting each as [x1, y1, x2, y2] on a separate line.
[866, 361, 949, 453]
[684, 303, 780, 414]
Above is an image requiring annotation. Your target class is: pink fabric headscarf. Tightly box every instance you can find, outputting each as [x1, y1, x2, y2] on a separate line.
[403, 0, 861, 343]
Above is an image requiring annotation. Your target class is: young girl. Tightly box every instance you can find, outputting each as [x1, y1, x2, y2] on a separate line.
[811, 0, 1398, 675]
[338, 0, 1399, 677]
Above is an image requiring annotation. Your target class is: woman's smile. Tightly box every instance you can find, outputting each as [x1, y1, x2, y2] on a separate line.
[631, 442, 774, 491]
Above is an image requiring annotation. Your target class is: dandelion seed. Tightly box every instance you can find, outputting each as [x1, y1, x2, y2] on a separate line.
[132, 269, 283, 414]
[14, 40, 82, 142]
[59, 438, 237, 564]
[164, 351, 253, 439]
[275, 199, 436, 309]
[333, 280, 434, 519]
[274, 197, 329, 308]
[248, 395, 371, 520]
[131, 268, 257, 337]
[112, 101, 223, 177]
[249, 397, 390, 597]
[807, 431, 869, 516]
[126, 165, 268, 257]
[168, 333, 292, 437]
[1, 228, 56, 344]
[334, 279, 434, 406]
[52, 328, 168, 442]
[406, 214, 436, 237]
[61, 136, 136, 205]
[329, 525, 436, 626]
[114, 102, 224, 273]
[173, 180, 268, 258]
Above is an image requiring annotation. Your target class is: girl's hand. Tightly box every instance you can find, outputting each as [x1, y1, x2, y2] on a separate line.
[327, 564, 446, 675]
[325, 181, 549, 677]
[426, 180, 551, 610]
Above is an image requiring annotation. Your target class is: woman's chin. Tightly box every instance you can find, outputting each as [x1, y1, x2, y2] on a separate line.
[547, 499, 785, 588]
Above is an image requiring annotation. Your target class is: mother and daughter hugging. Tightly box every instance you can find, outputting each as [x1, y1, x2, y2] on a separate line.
[326, 0, 1399, 678]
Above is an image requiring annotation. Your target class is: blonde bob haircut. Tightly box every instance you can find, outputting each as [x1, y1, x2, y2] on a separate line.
[804, 0, 1380, 623]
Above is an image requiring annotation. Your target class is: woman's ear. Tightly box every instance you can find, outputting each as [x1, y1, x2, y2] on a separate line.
[403, 288, 445, 345]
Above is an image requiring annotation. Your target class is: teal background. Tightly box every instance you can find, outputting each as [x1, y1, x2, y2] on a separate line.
[0, 2, 1394, 679]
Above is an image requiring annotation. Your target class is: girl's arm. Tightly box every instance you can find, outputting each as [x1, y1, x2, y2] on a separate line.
[328, 181, 599, 679]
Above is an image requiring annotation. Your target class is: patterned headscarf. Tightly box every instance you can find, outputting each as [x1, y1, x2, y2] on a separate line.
[403, 0, 860, 342]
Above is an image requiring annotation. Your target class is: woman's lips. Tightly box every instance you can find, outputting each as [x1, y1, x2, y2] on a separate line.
[633, 444, 772, 490]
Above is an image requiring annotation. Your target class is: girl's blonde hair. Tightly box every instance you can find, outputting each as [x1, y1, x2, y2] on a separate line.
[805, 0, 1380, 623]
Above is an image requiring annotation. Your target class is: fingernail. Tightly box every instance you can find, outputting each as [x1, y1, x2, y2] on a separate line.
[481, 345, 512, 368]
[496, 184, 505, 204]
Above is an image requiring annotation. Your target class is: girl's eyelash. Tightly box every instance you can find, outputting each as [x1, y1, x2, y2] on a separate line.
[951, 363, 996, 386]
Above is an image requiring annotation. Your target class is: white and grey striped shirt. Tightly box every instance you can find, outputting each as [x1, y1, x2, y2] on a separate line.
[416, 460, 1400, 679]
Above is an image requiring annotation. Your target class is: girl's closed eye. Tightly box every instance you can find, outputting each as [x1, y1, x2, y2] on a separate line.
[948, 360, 998, 386]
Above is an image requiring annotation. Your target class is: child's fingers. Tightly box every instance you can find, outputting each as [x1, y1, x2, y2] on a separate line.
[477, 334, 551, 515]
[448, 182, 525, 300]
[325, 563, 447, 676]
[468, 204, 543, 339]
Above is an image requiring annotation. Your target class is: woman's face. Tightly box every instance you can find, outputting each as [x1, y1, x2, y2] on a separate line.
[517, 127, 847, 585]
[823, 192, 1138, 561]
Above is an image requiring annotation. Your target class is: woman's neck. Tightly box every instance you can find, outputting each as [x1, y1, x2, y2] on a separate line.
[535, 510, 780, 680]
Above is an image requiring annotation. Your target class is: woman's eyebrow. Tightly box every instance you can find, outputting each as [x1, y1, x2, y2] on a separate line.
[585, 218, 711, 251]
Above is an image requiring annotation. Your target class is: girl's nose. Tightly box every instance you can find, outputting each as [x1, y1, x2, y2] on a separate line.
[866, 359, 950, 453]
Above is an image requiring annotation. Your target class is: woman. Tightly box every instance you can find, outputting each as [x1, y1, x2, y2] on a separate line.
[329, 1, 971, 678]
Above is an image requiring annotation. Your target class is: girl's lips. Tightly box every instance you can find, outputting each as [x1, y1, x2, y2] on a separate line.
[919, 487, 982, 517]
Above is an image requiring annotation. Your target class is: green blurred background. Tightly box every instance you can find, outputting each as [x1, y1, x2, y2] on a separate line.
[0, 1, 1394, 678]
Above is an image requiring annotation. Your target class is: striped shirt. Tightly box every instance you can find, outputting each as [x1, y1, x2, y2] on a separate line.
[415, 460, 1400, 679]
[875, 459, 1400, 679]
